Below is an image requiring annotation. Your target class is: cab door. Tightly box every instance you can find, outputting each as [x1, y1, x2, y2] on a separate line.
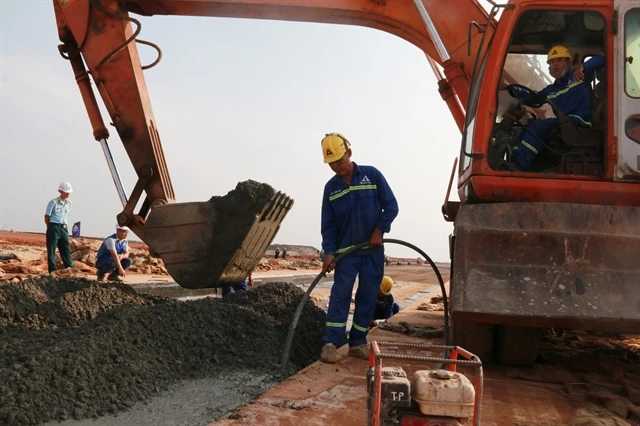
[615, 2, 640, 179]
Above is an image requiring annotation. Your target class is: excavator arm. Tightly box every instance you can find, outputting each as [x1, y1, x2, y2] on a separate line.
[52, 0, 498, 288]
[52, 0, 540, 288]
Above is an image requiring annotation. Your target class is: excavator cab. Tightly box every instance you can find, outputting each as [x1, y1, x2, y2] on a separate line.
[451, 3, 640, 365]
[488, 9, 607, 175]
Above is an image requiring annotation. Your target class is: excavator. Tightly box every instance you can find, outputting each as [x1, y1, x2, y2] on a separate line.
[52, 0, 640, 364]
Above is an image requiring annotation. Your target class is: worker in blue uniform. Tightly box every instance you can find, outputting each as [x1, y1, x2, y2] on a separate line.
[95, 225, 132, 281]
[221, 274, 252, 297]
[44, 181, 74, 273]
[510, 46, 605, 170]
[319, 132, 399, 363]
[373, 276, 400, 321]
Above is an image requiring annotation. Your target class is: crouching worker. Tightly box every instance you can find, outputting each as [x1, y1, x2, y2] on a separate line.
[96, 225, 132, 282]
[374, 276, 400, 320]
[221, 273, 253, 297]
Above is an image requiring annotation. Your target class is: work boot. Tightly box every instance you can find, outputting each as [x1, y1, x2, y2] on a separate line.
[320, 343, 338, 364]
[107, 273, 124, 282]
[348, 344, 369, 360]
[96, 273, 106, 282]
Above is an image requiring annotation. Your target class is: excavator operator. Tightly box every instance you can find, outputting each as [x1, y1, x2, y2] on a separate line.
[509, 46, 604, 170]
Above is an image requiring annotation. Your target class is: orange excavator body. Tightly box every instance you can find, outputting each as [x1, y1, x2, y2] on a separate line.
[52, 0, 640, 362]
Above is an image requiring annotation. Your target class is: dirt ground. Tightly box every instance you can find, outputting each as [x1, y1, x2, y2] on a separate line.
[0, 231, 323, 283]
[0, 277, 325, 426]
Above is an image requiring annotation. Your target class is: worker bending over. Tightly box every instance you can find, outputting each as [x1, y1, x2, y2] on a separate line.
[96, 225, 132, 282]
[222, 274, 253, 297]
[374, 276, 400, 320]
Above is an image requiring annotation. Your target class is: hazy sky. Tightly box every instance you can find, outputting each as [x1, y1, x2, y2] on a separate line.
[0, 1, 474, 262]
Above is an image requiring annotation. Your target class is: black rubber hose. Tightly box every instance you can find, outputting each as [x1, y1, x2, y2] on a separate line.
[280, 238, 448, 368]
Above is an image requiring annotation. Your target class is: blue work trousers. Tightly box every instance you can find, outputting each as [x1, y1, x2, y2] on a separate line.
[512, 117, 589, 170]
[96, 257, 132, 276]
[323, 252, 384, 347]
[222, 280, 248, 297]
[512, 118, 558, 170]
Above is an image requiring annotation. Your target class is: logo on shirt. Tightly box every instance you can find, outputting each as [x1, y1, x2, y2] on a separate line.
[360, 175, 371, 184]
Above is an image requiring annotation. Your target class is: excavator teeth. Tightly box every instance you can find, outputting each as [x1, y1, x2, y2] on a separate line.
[142, 181, 294, 289]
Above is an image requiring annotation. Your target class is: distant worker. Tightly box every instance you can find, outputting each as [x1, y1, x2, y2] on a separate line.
[275, 247, 280, 259]
[95, 225, 132, 282]
[44, 181, 74, 273]
[373, 276, 400, 320]
[282, 247, 287, 259]
[319, 132, 399, 363]
[222, 273, 253, 297]
[509, 46, 604, 170]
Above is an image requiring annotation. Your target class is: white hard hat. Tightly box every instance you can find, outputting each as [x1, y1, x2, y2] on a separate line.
[116, 225, 131, 232]
[58, 181, 73, 193]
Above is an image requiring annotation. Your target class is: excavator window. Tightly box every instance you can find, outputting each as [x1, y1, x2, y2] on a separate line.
[489, 9, 607, 176]
[625, 8, 640, 98]
[624, 8, 640, 147]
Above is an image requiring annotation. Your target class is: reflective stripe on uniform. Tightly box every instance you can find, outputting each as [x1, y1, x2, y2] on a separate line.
[545, 80, 592, 128]
[546, 80, 583, 99]
[352, 323, 369, 333]
[569, 114, 593, 127]
[326, 321, 347, 328]
[329, 188, 350, 201]
[351, 184, 377, 191]
[521, 141, 539, 154]
[329, 184, 378, 201]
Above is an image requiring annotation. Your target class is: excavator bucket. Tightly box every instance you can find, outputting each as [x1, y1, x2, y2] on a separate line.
[143, 180, 293, 289]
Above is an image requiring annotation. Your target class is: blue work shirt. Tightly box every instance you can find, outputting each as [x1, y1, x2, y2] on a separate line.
[321, 163, 399, 256]
[518, 55, 605, 127]
[96, 234, 129, 261]
[45, 197, 72, 225]
[376, 293, 395, 319]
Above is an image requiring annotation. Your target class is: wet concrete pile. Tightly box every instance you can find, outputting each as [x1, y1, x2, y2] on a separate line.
[507, 329, 640, 424]
[0, 277, 325, 426]
[201, 181, 278, 281]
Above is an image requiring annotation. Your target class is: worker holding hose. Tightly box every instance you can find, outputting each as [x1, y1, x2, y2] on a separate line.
[319, 132, 399, 363]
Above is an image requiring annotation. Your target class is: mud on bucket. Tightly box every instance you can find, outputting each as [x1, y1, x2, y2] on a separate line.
[143, 180, 294, 289]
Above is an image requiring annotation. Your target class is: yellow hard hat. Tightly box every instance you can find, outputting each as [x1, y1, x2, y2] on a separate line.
[380, 276, 394, 295]
[547, 45, 571, 63]
[321, 133, 351, 164]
